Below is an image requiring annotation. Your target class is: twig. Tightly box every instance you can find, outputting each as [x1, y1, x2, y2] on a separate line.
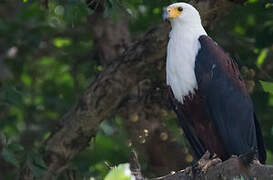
[130, 150, 145, 180]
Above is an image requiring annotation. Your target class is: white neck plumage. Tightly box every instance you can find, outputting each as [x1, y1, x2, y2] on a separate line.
[166, 21, 207, 104]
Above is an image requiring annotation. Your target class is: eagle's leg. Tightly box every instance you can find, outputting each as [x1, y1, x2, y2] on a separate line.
[193, 151, 222, 173]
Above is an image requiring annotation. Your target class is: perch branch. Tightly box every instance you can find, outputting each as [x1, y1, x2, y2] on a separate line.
[130, 151, 273, 180]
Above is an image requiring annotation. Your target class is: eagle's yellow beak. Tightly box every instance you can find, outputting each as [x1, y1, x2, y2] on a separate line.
[163, 7, 183, 20]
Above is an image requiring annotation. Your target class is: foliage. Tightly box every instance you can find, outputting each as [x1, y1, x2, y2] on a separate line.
[0, 0, 272, 179]
[104, 163, 135, 180]
[1, 142, 24, 168]
[260, 81, 273, 95]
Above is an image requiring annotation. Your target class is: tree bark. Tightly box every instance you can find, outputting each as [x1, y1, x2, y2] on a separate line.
[151, 158, 273, 180]
[130, 151, 273, 180]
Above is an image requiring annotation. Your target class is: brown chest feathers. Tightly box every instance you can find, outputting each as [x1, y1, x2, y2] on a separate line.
[168, 86, 229, 160]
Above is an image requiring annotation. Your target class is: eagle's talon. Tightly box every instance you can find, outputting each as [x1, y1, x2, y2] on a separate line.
[200, 157, 222, 173]
[200, 151, 211, 160]
[194, 151, 222, 173]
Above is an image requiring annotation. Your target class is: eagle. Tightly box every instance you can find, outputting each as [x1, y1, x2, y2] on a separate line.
[163, 2, 266, 163]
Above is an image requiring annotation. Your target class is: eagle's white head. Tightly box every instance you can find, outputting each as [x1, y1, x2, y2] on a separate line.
[163, 3, 202, 27]
[164, 3, 207, 103]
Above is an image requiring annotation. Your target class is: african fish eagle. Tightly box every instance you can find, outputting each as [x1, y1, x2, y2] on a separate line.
[163, 2, 266, 163]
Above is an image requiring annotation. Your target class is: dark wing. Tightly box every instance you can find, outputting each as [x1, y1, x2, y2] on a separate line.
[168, 87, 206, 159]
[195, 35, 266, 163]
[254, 113, 267, 164]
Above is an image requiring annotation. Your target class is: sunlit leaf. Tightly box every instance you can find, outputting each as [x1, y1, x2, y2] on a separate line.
[104, 163, 135, 180]
[248, 0, 258, 3]
[21, 73, 32, 87]
[260, 81, 273, 94]
[97, 65, 103, 71]
[265, 3, 273, 8]
[234, 25, 245, 35]
[39, 57, 55, 66]
[53, 38, 71, 48]
[266, 150, 273, 164]
[256, 49, 268, 68]
[152, 8, 160, 14]
[43, 132, 51, 140]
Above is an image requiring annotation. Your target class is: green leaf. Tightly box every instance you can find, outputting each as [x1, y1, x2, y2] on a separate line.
[104, 163, 135, 180]
[97, 65, 103, 71]
[53, 38, 71, 48]
[0, 85, 23, 107]
[38, 57, 55, 66]
[234, 25, 245, 35]
[29, 163, 46, 178]
[26, 151, 47, 178]
[265, 3, 273, 8]
[43, 132, 51, 140]
[152, 8, 160, 14]
[256, 48, 268, 68]
[21, 73, 32, 86]
[1, 147, 19, 167]
[7, 143, 24, 152]
[260, 81, 273, 95]
[266, 150, 273, 164]
[248, 0, 258, 3]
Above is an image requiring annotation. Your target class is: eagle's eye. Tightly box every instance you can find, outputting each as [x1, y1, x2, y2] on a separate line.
[177, 7, 183, 12]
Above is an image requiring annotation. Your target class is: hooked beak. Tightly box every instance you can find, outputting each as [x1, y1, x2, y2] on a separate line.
[163, 8, 169, 21]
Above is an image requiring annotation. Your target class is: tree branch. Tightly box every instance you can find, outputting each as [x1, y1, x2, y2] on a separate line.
[130, 151, 273, 180]
[150, 156, 273, 180]
[19, 25, 169, 180]
[43, 25, 168, 180]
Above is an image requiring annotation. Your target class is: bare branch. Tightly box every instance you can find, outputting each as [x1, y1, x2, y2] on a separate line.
[150, 154, 273, 180]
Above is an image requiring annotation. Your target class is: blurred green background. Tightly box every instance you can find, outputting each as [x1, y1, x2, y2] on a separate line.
[0, 0, 272, 179]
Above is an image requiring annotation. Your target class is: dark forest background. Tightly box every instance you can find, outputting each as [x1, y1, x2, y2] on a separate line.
[0, 0, 272, 179]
